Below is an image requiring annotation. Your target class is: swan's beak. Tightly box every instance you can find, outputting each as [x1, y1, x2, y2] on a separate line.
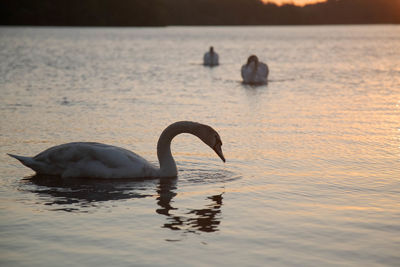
[213, 144, 225, 163]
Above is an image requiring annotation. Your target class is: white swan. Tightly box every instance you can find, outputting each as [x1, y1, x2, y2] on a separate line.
[203, 46, 219, 66]
[8, 121, 225, 179]
[241, 55, 269, 85]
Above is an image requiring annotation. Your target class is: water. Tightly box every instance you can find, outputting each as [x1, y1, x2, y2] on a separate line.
[0, 25, 399, 266]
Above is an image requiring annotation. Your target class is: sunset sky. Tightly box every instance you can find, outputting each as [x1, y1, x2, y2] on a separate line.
[263, 0, 326, 6]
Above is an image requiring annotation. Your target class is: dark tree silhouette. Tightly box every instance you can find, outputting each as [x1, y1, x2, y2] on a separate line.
[1, 0, 399, 26]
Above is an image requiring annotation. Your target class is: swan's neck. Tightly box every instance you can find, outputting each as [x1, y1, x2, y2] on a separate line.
[156, 121, 201, 177]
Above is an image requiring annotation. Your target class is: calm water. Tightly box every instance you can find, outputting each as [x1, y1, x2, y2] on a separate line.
[0, 25, 399, 266]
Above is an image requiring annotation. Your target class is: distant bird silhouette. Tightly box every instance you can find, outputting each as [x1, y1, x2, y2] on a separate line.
[241, 55, 269, 85]
[8, 121, 225, 179]
[203, 46, 219, 66]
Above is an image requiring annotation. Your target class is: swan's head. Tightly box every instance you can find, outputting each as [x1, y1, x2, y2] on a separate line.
[197, 124, 225, 163]
[247, 55, 259, 65]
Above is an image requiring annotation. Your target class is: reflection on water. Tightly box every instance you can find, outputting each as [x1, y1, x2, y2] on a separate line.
[156, 177, 178, 216]
[157, 177, 223, 234]
[185, 194, 222, 233]
[22, 175, 155, 212]
[22, 174, 224, 234]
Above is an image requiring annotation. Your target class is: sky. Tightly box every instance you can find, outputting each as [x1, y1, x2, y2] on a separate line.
[263, 0, 326, 6]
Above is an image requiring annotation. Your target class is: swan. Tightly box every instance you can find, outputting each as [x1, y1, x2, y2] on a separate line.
[203, 46, 219, 66]
[8, 121, 225, 179]
[241, 55, 269, 85]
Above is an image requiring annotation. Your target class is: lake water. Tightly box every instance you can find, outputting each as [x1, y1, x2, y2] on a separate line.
[0, 25, 399, 266]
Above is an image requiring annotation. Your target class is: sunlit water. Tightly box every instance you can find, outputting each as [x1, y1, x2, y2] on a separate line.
[0, 25, 399, 266]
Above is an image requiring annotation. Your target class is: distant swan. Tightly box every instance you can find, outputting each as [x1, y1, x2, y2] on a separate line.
[241, 55, 269, 85]
[203, 46, 219, 66]
[8, 121, 225, 179]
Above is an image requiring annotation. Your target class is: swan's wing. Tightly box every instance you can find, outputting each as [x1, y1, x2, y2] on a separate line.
[32, 142, 158, 178]
[258, 62, 269, 78]
[212, 53, 219, 64]
[241, 65, 247, 79]
[203, 52, 209, 62]
[204, 52, 212, 65]
[241, 64, 255, 83]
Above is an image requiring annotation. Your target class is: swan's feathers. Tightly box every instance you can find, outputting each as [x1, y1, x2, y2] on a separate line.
[27, 142, 158, 178]
[203, 52, 219, 65]
[241, 61, 269, 84]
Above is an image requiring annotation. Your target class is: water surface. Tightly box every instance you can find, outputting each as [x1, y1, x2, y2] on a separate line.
[1, 25, 399, 266]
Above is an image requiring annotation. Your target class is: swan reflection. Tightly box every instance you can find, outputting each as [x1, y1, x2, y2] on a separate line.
[22, 175, 155, 212]
[22, 174, 223, 234]
[157, 177, 223, 233]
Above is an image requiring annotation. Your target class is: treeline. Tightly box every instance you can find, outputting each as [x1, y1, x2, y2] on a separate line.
[1, 0, 399, 26]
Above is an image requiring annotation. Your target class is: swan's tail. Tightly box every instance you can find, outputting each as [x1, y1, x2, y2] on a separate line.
[8, 153, 60, 176]
[8, 153, 38, 170]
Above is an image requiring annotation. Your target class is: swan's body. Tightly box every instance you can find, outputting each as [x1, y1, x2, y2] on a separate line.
[203, 46, 219, 66]
[241, 55, 269, 85]
[8, 121, 225, 179]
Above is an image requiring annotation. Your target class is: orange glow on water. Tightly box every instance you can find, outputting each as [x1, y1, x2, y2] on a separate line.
[263, 0, 326, 6]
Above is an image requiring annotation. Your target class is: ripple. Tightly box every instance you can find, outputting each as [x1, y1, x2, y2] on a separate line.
[178, 169, 241, 188]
